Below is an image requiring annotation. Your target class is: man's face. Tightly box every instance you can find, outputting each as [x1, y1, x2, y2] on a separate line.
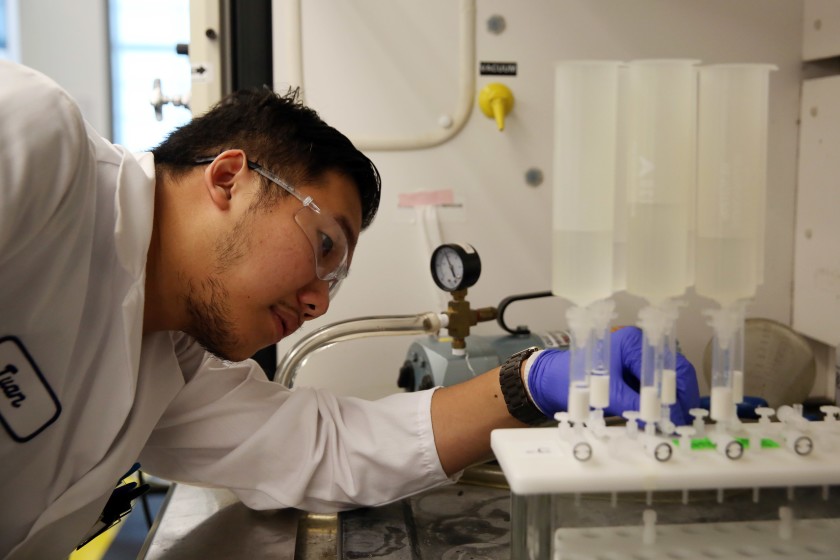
[186, 169, 363, 362]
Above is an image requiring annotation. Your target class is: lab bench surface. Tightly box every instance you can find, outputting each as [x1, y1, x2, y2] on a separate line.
[137, 472, 512, 559]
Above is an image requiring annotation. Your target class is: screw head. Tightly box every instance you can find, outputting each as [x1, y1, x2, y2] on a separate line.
[793, 436, 813, 456]
[525, 167, 544, 187]
[654, 442, 673, 462]
[725, 440, 744, 460]
[486, 15, 506, 35]
[573, 442, 593, 462]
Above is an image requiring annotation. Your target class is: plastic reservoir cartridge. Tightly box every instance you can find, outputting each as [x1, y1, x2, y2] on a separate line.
[553, 61, 622, 425]
[695, 64, 776, 305]
[552, 61, 621, 307]
[624, 59, 698, 304]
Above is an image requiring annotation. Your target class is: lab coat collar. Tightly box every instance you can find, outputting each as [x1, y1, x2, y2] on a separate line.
[113, 148, 155, 277]
[114, 148, 156, 390]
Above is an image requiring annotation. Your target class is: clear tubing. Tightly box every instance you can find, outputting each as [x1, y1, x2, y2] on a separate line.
[706, 305, 744, 421]
[659, 302, 680, 427]
[695, 64, 776, 305]
[660, 347, 677, 405]
[590, 373, 610, 412]
[624, 59, 698, 304]
[660, 324, 678, 407]
[732, 305, 746, 405]
[275, 312, 444, 388]
[639, 301, 676, 422]
[588, 299, 616, 409]
[638, 305, 674, 422]
[566, 305, 592, 423]
[552, 61, 621, 306]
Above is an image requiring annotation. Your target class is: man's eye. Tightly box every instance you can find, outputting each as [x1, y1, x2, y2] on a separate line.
[319, 232, 335, 257]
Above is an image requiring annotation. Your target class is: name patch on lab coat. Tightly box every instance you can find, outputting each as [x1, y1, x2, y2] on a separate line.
[0, 336, 61, 442]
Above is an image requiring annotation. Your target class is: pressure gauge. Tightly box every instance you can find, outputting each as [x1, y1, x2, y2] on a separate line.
[430, 243, 481, 292]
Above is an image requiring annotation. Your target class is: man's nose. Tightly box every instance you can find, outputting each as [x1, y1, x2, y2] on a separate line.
[299, 278, 330, 320]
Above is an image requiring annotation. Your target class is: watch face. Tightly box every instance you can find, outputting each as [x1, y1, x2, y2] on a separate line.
[433, 246, 465, 291]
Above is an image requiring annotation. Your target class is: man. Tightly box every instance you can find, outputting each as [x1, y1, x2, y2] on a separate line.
[0, 61, 699, 559]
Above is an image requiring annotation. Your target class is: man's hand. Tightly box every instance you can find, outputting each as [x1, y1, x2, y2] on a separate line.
[526, 326, 700, 425]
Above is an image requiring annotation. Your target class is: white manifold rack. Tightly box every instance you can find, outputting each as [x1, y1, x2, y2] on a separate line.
[491, 406, 840, 560]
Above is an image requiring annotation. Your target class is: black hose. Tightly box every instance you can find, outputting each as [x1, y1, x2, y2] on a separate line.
[496, 291, 554, 335]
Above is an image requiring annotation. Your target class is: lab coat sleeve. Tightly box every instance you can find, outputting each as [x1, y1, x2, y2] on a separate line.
[139, 334, 455, 513]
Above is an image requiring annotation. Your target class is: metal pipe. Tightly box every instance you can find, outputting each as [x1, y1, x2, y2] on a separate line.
[275, 312, 447, 388]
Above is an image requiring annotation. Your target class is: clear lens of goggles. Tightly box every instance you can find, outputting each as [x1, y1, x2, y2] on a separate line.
[328, 276, 344, 299]
[292, 205, 348, 284]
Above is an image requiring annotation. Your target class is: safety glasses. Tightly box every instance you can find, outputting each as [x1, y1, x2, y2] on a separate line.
[195, 156, 349, 297]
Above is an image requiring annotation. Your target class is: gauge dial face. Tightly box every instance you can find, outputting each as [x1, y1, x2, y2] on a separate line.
[433, 247, 465, 291]
[430, 244, 481, 292]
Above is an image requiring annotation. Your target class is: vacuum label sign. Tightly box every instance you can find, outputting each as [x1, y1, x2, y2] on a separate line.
[480, 62, 517, 76]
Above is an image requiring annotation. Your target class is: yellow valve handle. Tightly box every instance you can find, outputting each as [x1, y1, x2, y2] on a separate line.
[478, 83, 514, 131]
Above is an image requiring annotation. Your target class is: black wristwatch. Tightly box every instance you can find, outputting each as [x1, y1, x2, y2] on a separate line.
[499, 346, 545, 425]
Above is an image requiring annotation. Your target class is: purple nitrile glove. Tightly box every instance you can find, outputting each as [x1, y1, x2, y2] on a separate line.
[527, 326, 700, 425]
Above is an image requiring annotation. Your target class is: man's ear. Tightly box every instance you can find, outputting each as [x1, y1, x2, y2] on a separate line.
[204, 149, 249, 209]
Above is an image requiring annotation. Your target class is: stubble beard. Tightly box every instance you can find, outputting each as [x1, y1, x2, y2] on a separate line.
[185, 275, 241, 362]
[185, 213, 252, 362]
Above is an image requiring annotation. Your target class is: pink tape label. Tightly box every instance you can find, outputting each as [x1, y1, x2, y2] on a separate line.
[398, 189, 455, 207]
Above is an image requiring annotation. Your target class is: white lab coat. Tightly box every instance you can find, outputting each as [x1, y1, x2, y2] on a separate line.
[0, 61, 451, 559]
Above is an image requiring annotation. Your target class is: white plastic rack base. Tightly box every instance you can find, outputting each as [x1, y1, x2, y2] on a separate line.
[491, 418, 840, 495]
[492, 414, 840, 560]
[553, 516, 840, 560]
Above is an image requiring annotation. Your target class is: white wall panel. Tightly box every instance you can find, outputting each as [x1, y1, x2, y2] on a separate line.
[17, 0, 111, 138]
[273, 0, 804, 399]
[803, 0, 840, 61]
[794, 76, 840, 348]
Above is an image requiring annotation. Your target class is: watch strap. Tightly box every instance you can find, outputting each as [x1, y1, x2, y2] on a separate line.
[499, 346, 545, 425]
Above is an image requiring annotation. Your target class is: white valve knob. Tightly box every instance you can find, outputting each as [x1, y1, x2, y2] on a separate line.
[150, 78, 191, 121]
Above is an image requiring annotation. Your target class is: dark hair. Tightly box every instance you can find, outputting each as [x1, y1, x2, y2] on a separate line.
[152, 87, 381, 229]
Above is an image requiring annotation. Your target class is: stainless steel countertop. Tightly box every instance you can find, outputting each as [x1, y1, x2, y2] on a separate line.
[138, 466, 511, 560]
[138, 471, 840, 559]
[138, 484, 303, 559]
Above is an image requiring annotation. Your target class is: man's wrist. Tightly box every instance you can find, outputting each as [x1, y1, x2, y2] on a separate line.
[499, 346, 546, 425]
[521, 350, 548, 415]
